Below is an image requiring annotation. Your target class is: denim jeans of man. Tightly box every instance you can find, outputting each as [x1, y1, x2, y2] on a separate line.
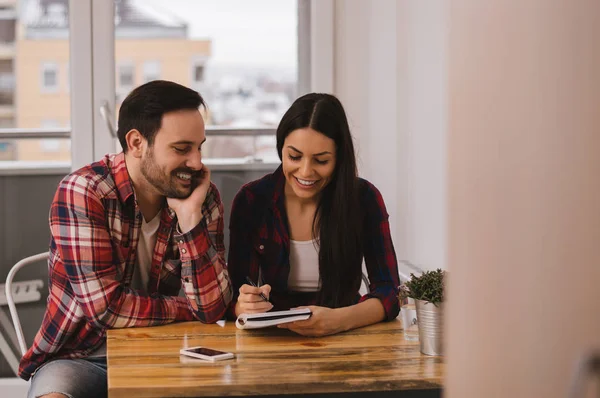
[27, 357, 107, 398]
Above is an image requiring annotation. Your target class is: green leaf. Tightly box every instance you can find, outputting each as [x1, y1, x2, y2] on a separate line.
[399, 268, 445, 305]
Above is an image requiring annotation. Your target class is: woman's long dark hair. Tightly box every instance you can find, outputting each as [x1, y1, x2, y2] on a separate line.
[276, 93, 363, 308]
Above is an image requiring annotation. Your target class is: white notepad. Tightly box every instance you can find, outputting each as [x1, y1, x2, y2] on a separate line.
[235, 308, 312, 330]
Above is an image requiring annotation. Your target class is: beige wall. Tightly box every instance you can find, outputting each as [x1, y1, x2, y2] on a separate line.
[14, 38, 210, 161]
[447, 1, 600, 397]
[15, 40, 70, 129]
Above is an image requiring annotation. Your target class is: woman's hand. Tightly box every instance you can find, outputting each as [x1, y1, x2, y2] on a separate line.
[235, 284, 273, 316]
[277, 306, 347, 337]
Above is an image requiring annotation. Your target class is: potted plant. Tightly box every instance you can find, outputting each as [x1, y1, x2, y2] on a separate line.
[399, 268, 445, 356]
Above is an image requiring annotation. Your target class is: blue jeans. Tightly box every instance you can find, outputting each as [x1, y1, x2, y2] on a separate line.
[27, 357, 107, 398]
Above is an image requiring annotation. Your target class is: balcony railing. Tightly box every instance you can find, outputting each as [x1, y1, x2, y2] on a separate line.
[0, 127, 280, 175]
[0, 128, 71, 139]
[0, 127, 276, 140]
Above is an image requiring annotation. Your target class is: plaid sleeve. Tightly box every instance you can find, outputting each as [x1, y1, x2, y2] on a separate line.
[175, 183, 233, 323]
[358, 182, 401, 321]
[51, 174, 185, 328]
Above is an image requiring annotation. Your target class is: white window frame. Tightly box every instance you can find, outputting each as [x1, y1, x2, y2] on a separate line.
[68, 0, 332, 170]
[306, 0, 334, 93]
[69, 0, 115, 169]
[40, 62, 59, 93]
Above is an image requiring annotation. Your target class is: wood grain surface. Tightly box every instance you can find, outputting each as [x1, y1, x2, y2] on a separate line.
[107, 319, 444, 397]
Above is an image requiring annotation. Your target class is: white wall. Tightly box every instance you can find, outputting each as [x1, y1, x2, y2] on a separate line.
[399, 1, 448, 272]
[334, 0, 398, 244]
[332, 0, 447, 272]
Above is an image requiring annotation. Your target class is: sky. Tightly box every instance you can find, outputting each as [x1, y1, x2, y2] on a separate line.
[141, 0, 298, 71]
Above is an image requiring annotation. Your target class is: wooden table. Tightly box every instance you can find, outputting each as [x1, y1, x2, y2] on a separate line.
[107, 319, 444, 397]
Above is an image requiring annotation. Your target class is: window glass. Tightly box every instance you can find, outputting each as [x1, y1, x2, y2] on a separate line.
[0, 0, 71, 163]
[112, 0, 297, 161]
[1, 0, 298, 164]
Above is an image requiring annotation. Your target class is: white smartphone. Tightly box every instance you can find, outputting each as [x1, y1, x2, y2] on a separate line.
[179, 346, 234, 362]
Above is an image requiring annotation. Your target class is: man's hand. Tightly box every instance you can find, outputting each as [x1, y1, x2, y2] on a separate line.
[235, 284, 273, 316]
[167, 164, 211, 233]
[277, 306, 346, 337]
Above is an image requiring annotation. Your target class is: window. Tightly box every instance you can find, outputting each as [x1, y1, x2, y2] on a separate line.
[107, 0, 300, 161]
[190, 55, 208, 87]
[0, 59, 13, 109]
[193, 64, 204, 83]
[142, 60, 161, 83]
[40, 139, 61, 152]
[1, 0, 310, 166]
[41, 119, 60, 128]
[0, 140, 15, 160]
[0, 0, 72, 165]
[118, 62, 134, 88]
[40, 62, 59, 93]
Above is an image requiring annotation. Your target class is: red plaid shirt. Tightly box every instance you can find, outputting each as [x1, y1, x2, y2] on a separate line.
[19, 153, 232, 380]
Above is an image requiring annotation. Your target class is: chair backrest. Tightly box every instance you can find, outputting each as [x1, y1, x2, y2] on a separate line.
[398, 259, 424, 284]
[4, 252, 49, 356]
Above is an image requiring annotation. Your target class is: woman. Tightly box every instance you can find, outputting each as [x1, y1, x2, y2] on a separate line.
[227, 93, 400, 336]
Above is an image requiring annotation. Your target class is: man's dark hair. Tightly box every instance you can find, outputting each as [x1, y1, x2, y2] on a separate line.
[116, 80, 205, 153]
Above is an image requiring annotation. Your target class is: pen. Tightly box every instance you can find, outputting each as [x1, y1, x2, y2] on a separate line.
[245, 276, 270, 303]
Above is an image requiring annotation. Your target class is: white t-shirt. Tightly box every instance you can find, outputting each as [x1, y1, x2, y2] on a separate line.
[287, 239, 320, 292]
[131, 213, 161, 292]
[90, 213, 160, 358]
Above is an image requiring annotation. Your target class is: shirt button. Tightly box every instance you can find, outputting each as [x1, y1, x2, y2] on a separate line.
[184, 277, 190, 283]
[259, 245, 264, 250]
[181, 248, 187, 254]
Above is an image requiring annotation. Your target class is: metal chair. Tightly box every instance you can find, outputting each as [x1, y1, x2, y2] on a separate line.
[4, 252, 48, 358]
[399, 259, 423, 283]
[359, 259, 422, 295]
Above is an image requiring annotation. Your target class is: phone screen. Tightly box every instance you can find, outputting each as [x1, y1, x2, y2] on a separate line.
[185, 347, 227, 357]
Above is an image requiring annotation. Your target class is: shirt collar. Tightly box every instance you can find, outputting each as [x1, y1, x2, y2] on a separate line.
[110, 152, 136, 204]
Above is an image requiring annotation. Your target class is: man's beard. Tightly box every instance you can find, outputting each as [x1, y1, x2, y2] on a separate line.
[140, 149, 196, 199]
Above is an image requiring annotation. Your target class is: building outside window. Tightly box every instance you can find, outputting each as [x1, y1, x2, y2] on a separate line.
[3, 0, 299, 163]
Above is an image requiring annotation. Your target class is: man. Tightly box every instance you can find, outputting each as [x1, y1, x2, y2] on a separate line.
[22, 80, 233, 398]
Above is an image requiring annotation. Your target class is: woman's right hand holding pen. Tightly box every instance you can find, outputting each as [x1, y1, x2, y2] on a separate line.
[235, 283, 273, 316]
